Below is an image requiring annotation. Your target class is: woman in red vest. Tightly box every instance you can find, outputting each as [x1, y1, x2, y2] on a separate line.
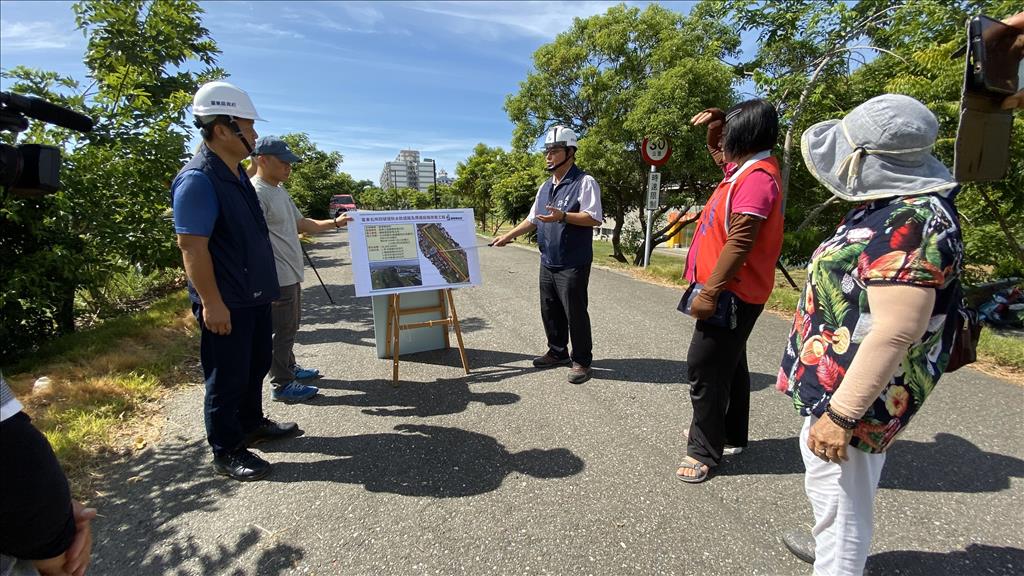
[676, 100, 783, 483]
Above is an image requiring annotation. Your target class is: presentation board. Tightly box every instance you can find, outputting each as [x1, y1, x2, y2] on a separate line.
[348, 209, 482, 297]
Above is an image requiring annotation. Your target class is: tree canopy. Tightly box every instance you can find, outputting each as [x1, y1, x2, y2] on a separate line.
[505, 3, 739, 260]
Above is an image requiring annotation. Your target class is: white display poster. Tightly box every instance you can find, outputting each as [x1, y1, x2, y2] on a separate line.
[348, 209, 482, 297]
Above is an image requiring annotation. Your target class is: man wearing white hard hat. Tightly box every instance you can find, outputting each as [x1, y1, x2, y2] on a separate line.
[492, 126, 603, 384]
[171, 81, 298, 482]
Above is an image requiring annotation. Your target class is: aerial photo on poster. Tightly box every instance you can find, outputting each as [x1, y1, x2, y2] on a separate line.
[348, 209, 482, 297]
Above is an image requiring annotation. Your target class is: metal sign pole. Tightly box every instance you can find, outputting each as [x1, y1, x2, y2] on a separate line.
[640, 137, 669, 270]
[644, 165, 655, 268]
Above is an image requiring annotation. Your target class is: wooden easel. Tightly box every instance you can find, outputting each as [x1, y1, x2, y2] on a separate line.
[384, 288, 469, 384]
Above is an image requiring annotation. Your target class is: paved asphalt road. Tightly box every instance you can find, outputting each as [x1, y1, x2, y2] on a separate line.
[91, 231, 1024, 576]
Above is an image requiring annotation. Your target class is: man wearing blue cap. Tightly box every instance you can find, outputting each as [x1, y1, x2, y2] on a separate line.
[251, 136, 350, 403]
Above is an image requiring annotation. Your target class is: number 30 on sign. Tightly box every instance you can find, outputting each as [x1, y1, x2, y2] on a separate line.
[641, 137, 672, 166]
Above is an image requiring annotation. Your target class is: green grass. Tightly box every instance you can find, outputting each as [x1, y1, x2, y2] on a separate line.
[5, 290, 197, 497]
[6, 292, 194, 374]
[480, 229, 1023, 374]
[979, 329, 1024, 371]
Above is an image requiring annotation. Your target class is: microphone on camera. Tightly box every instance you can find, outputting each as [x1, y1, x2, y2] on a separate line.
[0, 91, 94, 133]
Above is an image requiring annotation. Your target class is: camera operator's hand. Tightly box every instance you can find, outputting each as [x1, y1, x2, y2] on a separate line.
[1002, 12, 1024, 109]
[63, 500, 97, 576]
[203, 300, 232, 335]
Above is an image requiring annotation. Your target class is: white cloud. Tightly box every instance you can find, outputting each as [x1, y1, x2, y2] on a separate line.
[239, 22, 304, 39]
[278, 3, 399, 35]
[0, 20, 73, 51]
[404, 1, 622, 40]
[337, 2, 384, 27]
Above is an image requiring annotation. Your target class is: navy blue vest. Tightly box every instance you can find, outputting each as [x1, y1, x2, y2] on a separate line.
[536, 165, 593, 269]
[172, 144, 280, 308]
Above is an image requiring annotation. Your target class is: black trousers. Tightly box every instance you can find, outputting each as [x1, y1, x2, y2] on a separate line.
[539, 264, 593, 367]
[686, 298, 764, 467]
[194, 302, 272, 455]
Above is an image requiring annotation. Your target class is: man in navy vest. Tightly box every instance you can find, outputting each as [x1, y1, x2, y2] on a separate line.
[491, 126, 603, 383]
[171, 81, 299, 481]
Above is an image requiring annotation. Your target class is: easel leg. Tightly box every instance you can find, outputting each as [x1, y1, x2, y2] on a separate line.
[391, 294, 401, 385]
[446, 289, 470, 374]
[440, 289, 451, 350]
[385, 295, 394, 357]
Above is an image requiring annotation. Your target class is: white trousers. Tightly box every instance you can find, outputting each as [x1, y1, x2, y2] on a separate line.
[800, 416, 886, 576]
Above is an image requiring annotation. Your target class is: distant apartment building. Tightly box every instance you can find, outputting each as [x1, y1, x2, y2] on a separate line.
[379, 149, 436, 193]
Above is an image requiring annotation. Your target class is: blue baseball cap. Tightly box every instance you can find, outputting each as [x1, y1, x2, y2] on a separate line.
[252, 136, 301, 163]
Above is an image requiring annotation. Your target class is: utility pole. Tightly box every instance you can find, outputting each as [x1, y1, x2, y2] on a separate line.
[424, 157, 438, 208]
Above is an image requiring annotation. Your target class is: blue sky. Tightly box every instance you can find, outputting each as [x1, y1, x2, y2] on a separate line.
[1, 1, 753, 184]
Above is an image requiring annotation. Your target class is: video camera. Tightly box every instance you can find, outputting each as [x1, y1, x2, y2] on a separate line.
[0, 91, 94, 197]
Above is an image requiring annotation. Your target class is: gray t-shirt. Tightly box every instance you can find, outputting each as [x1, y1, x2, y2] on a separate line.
[251, 175, 304, 287]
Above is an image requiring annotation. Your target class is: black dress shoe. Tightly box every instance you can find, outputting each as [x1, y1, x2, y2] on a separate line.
[532, 352, 571, 368]
[213, 449, 271, 481]
[244, 418, 299, 446]
[783, 529, 816, 564]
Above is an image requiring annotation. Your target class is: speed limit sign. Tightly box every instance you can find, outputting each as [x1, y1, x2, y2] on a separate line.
[641, 137, 672, 166]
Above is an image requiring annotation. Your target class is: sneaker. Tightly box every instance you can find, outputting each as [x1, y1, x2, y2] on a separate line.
[213, 448, 271, 481]
[272, 381, 319, 404]
[532, 352, 572, 368]
[293, 365, 322, 380]
[782, 530, 816, 565]
[567, 363, 592, 384]
[243, 418, 299, 446]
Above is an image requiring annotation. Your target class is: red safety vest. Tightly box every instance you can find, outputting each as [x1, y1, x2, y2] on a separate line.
[686, 156, 784, 305]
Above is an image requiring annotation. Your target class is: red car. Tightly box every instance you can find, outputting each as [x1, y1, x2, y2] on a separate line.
[329, 194, 356, 217]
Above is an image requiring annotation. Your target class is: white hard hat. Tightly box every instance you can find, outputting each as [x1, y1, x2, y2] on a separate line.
[192, 81, 264, 121]
[544, 125, 578, 149]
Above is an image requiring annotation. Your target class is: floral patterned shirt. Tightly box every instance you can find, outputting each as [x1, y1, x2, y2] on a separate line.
[776, 194, 964, 454]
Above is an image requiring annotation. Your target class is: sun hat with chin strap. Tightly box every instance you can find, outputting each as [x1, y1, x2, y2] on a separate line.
[801, 93, 957, 202]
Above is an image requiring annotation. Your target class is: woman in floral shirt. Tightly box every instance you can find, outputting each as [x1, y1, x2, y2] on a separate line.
[776, 94, 964, 576]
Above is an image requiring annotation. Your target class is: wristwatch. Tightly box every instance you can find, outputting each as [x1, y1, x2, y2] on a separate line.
[560, 212, 567, 224]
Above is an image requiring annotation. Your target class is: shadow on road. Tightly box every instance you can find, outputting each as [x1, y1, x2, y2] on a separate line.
[314, 374, 520, 417]
[717, 433, 1024, 494]
[259, 424, 584, 497]
[866, 544, 1024, 576]
[593, 357, 777, 389]
[92, 440, 303, 575]
[590, 357, 688, 384]
[386, 347, 539, 374]
[880, 433, 1024, 492]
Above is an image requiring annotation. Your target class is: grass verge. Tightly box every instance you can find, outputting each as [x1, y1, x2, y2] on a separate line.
[3, 291, 198, 498]
[485, 231, 1023, 376]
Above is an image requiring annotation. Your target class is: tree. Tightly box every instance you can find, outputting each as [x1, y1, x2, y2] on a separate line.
[859, 0, 1023, 279]
[452, 143, 504, 231]
[506, 3, 738, 262]
[491, 151, 547, 233]
[277, 133, 365, 219]
[357, 186, 430, 211]
[0, 0, 222, 362]
[725, 0, 1023, 277]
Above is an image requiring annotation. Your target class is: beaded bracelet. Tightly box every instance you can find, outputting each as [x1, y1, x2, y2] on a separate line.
[826, 404, 858, 430]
